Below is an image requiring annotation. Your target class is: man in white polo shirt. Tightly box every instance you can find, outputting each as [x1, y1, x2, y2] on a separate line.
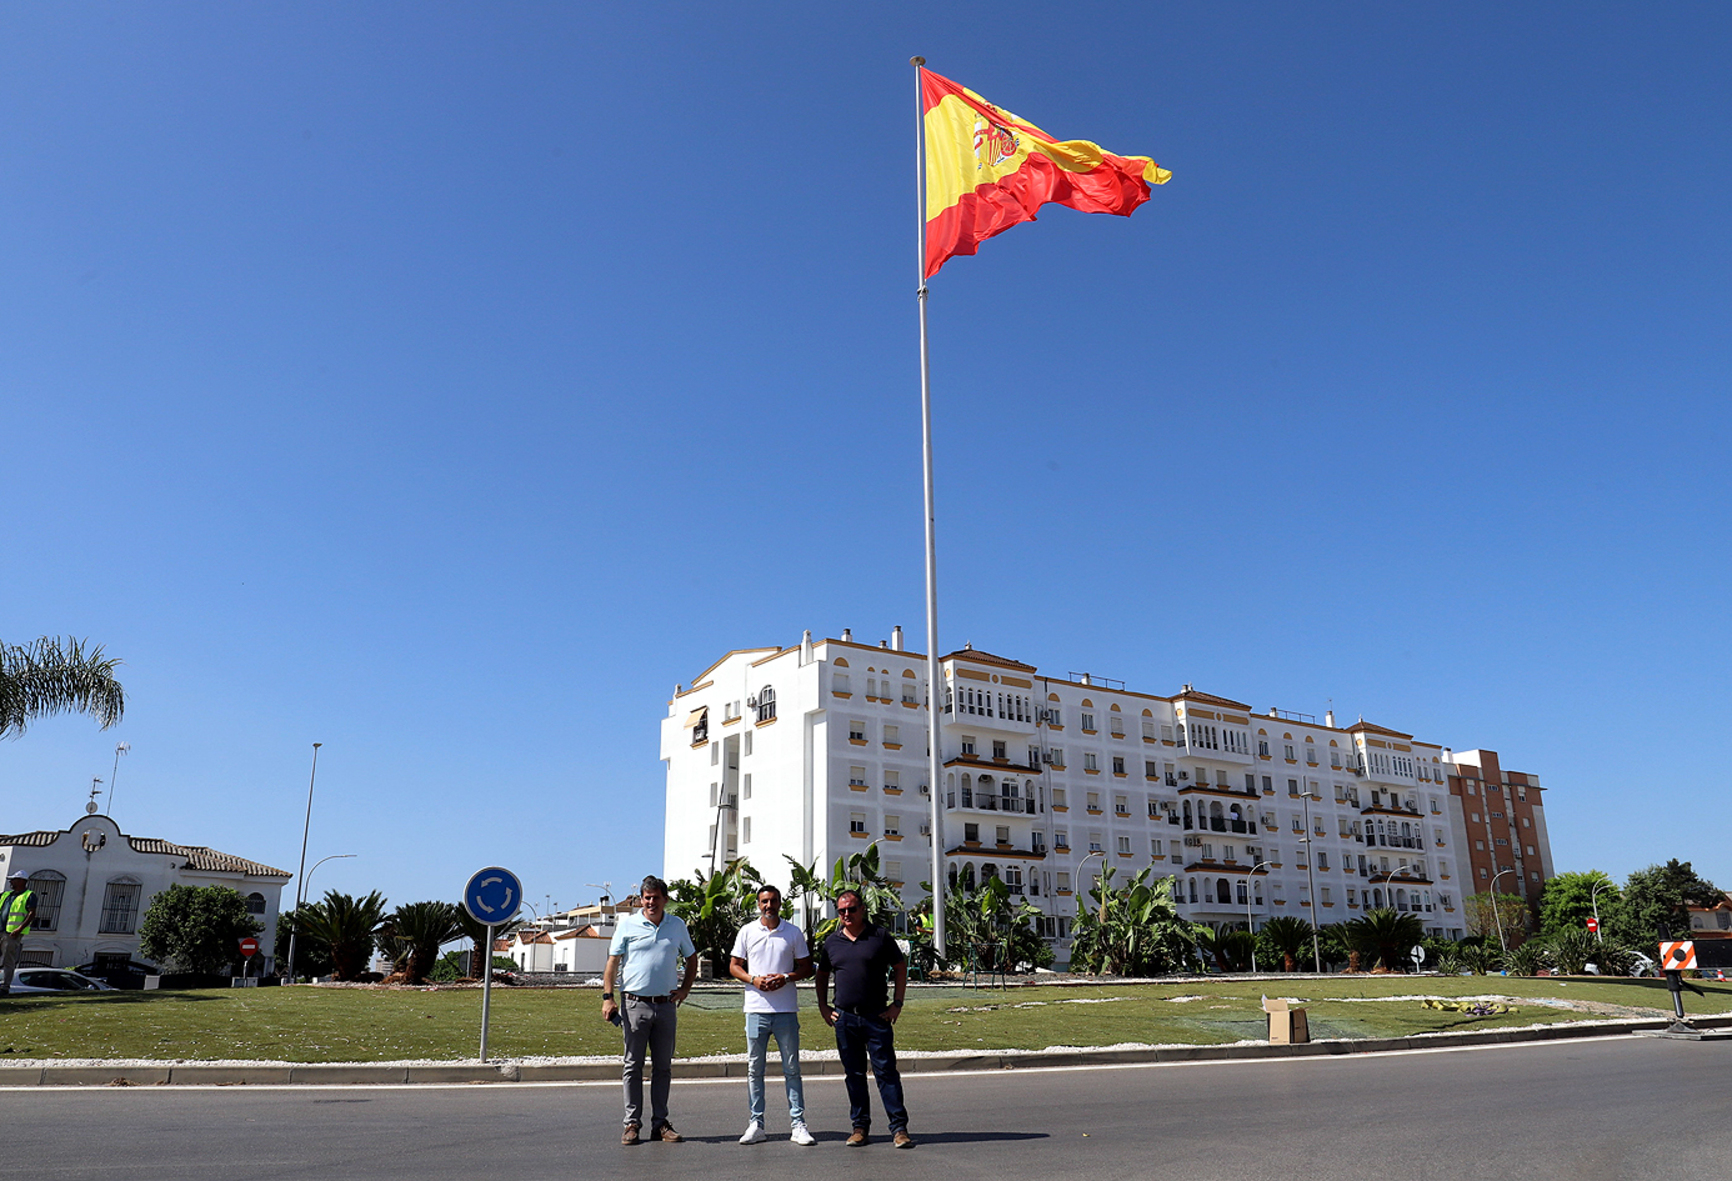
[728, 883, 815, 1146]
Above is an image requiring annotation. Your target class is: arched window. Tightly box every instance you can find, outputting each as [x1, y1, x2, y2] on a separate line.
[26, 870, 66, 931]
[1188, 877, 1198, 903]
[961, 773, 972, 807]
[246, 892, 267, 915]
[98, 876, 142, 934]
[755, 686, 776, 723]
[1236, 881, 1248, 905]
[981, 863, 999, 882]
[1217, 878, 1231, 905]
[1202, 879, 1214, 903]
[961, 863, 976, 891]
[1182, 800, 1194, 828]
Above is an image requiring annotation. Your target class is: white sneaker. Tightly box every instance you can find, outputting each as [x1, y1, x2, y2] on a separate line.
[790, 1122, 816, 1146]
[739, 1121, 768, 1145]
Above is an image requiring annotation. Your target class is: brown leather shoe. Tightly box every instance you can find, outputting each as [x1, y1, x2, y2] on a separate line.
[621, 1123, 640, 1146]
[652, 1122, 684, 1143]
[893, 1130, 916, 1149]
[846, 1129, 869, 1147]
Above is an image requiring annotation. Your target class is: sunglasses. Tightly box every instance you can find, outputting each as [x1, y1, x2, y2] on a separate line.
[837, 905, 861, 914]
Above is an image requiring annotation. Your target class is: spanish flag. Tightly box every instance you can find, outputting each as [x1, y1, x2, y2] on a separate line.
[922, 68, 1171, 279]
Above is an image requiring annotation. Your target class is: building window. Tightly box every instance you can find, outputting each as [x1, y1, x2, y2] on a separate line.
[961, 736, 976, 755]
[833, 671, 851, 695]
[1057, 872, 1071, 891]
[26, 871, 66, 931]
[1054, 829, 1069, 849]
[756, 687, 776, 723]
[1117, 836, 1132, 855]
[743, 773, 752, 800]
[1081, 712, 1096, 732]
[992, 740, 1007, 759]
[245, 892, 267, 915]
[1112, 756, 1126, 775]
[1084, 753, 1099, 772]
[1052, 787, 1067, 807]
[1088, 834, 1103, 852]
[850, 721, 866, 741]
[1086, 792, 1101, 810]
[744, 732, 753, 756]
[964, 822, 980, 843]
[1152, 838, 1163, 856]
[996, 825, 1010, 844]
[98, 879, 142, 934]
[1114, 795, 1128, 814]
[849, 766, 868, 787]
[885, 815, 901, 837]
[884, 770, 900, 791]
[1287, 779, 1300, 797]
[884, 724, 900, 745]
[850, 813, 868, 835]
[742, 817, 753, 843]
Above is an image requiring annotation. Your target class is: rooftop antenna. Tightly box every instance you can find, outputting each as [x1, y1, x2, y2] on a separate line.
[85, 776, 104, 815]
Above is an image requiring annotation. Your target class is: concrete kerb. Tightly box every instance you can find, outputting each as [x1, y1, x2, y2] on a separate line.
[11, 1015, 1730, 1087]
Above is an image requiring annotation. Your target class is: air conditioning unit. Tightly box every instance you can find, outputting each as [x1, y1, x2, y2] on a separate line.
[746, 695, 758, 708]
[919, 822, 931, 835]
[918, 784, 929, 795]
[1177, 770, 1190, 780]
[1183, 835, 1203, 847]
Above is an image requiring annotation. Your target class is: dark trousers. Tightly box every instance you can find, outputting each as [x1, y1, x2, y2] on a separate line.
[834, 1008, 909, 1133]
[621, 996, 677, 1127]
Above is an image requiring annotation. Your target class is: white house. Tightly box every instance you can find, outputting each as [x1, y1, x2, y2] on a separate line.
[0, 812, 292, 974]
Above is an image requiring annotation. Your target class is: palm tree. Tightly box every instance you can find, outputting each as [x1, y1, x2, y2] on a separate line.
[294, 889, 388, 981]
[1351, 908, 1426, 972]
[0, 636, 125, 738]
[381, 901, 466, 983]
[1261, 916, 1314, 972]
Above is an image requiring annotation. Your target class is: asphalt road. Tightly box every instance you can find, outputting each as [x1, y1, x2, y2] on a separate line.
[7, 1035, 1726, 1180]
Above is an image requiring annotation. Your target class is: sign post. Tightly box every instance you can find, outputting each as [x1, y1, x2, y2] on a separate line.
[235, 936, 260, 988]
[463, 867, 523, 1063]
[1585, 917, 1598, 935]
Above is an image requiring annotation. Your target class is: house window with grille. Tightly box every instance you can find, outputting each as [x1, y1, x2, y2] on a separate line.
[98, 879, 141, 934]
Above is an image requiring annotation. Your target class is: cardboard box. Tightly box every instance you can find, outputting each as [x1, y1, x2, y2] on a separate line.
[1262, 997, 1309, 1044]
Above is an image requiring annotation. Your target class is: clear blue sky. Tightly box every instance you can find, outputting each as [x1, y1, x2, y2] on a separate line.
[4, 3, 1728, 910]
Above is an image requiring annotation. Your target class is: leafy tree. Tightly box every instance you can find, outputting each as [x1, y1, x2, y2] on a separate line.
[380, 901, 466, 983]
[138, 884, 263, 974]
[1608, 860, 1722, 946]
[1069, 867, 1201, 976]
[0, 636, 125, 738]
[1345, 908, 1426, 972]
[1197, 923, 1255, 972]
[925, 876, 1052, 974]
[455, 909, 524, 981]
[1259, 916, 1315, 973]
[1502, 940, 1550, 977]
[275, 910, 331, 977]
[293, 889, 388, 981]
[668, 857, 768, 970]
[1537, 871, 1618, 939]
[1437, 935, 1502, 975]
[431, 949, 516, 982]
[1547, 928, 1601, 975]
[1465, 892, 1530, 946]
[783, 847, 905, 946]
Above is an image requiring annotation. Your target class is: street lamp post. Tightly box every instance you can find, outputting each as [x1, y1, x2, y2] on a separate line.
[1590, 878, 1612, 944]
[1077, 849, 1105, 920]
[1300, 792, 1324, 972]
[1246, 860, 1273, 973]
[1489, 867, 1515, 954]
[284, 851, 353, 979]
[285, 742, 323, 982]
[107, 742, 130, 817]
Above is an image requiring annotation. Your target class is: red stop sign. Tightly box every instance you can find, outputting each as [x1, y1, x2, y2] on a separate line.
[238, 937, 260, 957]
[1585, 918, 1599, 932]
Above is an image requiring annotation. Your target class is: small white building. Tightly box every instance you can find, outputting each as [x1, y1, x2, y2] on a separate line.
[0, 812, 292, 974]
[497, 898, 638, 975]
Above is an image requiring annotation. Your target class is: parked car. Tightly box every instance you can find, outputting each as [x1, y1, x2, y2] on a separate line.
[8, 968, 115, 994]
[72, 959, 157, 989]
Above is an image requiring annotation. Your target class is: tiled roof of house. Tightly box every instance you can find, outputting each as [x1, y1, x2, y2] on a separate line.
[1174, 688, 1253, 710]
[0, 831, 61, 847]
[125, 838, 292, 878]
[940, 646, 1037, 672]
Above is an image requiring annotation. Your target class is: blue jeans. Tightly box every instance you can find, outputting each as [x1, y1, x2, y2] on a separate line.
[833, 1009, 908, 1133]
[745, 1011, 805, 1124]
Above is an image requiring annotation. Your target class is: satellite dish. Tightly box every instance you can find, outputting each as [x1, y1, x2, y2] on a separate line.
[1411, 944, 1426, 964]
[86, 801, 99, 815]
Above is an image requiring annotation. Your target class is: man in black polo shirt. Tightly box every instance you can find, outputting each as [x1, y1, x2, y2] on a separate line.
[815, 888, 914, 1148]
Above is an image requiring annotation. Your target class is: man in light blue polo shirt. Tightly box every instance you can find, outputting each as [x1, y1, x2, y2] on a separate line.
[602, 875, 698, 1145]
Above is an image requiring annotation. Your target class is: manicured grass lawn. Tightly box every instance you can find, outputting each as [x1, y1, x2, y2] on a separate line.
[1, 975, 1725, 1063]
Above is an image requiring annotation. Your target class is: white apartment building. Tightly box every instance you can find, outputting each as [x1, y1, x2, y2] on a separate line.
[661, 632, 1553, 957]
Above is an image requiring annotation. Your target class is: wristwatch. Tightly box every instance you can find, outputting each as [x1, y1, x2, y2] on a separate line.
[602, 992, 614, 1000]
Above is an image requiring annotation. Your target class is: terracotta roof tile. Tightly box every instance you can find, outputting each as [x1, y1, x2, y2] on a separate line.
[125, 838, 291, 878]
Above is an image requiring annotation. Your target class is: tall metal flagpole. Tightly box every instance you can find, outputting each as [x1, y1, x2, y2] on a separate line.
[912, 56, 946, 960]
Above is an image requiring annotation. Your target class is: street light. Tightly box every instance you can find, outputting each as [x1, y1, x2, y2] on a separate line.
[302, 853, 355, 901]
[1590, 878, 1613, 944]
[107, 742, 130, 817]
[1489, 868, 1515, 954]
[1077, 850, 1106, 922]
[1245, 860, 1274, 973]
[1300, 792, 1324, 973]
[286, 742, 323, 982]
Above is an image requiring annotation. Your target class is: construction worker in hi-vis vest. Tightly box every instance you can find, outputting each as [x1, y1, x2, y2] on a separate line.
[1, 873, 36, 995]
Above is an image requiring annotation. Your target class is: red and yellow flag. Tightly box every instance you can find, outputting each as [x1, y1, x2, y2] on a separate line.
[921, 68, 1171, 279]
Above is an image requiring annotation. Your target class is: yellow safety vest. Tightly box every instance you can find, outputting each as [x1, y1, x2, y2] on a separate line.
[1, 889, 34, 937]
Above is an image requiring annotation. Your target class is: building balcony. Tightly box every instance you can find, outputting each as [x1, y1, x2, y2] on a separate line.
[944, 792, 1039, 815]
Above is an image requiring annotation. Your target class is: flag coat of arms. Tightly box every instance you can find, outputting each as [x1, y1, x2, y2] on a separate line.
[920, 67, 1171, 279]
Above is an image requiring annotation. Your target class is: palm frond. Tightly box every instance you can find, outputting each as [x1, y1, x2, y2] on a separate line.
[0, 635, 126, 738]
